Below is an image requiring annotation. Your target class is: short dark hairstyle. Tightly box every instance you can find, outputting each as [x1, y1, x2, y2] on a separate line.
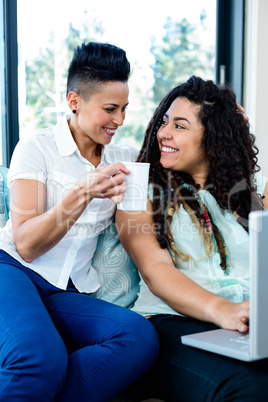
[66, 42, 131, 100]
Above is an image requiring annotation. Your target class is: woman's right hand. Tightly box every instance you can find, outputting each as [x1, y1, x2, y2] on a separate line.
[210, 298, 249, 332]
[75, 162, 130, 204]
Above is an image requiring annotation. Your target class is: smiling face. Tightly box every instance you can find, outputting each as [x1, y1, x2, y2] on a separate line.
[68, 81, 129, 147]
[157, 97, 210, 186]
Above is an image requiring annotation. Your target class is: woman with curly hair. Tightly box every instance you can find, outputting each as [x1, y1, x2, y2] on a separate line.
[116, 75, 268, 401]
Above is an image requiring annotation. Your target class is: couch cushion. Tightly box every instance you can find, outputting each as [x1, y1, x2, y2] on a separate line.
[91, 221, 140, 308]
[0, 166, 10, 228]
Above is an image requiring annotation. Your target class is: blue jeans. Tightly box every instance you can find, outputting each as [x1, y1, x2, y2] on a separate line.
[142, 314, 268, 401]
[0, 250, 159, 402]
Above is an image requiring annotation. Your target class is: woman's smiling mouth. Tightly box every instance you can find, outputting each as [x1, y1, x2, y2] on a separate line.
[161, 146, 179, 154]
[103, 127, 117, 137]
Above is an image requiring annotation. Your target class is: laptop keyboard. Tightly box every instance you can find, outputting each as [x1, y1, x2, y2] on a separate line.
[229, 334, 250, 344]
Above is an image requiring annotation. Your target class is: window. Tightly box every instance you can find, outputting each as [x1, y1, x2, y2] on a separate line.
[17, 0, 216, 150]
[1, 0, 245, 166]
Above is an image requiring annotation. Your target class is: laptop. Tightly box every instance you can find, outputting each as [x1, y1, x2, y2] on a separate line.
[181, 210, 268, 362]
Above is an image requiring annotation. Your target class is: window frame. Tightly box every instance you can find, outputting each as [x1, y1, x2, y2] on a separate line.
[216, 0, 245, 104]
[1, 0, 19, 167]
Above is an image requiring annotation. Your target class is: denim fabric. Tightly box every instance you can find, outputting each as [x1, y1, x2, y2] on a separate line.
[144, 314, 268, 401]
[0, 250, 159, 402]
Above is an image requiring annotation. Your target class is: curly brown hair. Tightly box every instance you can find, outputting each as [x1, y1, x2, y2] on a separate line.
[137, 76, 263, 272]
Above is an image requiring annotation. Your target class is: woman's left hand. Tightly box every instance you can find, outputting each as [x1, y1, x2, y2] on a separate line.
[76, 162, 130, 204]
[236, 103, 249, 124]
[211, 298, 249, 332]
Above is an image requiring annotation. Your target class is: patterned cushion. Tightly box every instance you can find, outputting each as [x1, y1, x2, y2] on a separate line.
[91, 221, 140, 308]
[0, 166, 10, 228]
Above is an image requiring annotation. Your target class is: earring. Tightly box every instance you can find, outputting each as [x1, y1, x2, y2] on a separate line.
[72, 109, 77, 114]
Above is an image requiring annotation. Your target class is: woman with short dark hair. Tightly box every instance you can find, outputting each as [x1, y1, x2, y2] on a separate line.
[0, 42, 159, 401]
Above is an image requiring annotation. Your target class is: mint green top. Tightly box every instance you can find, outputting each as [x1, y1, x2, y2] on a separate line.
[131, 174, 267, 316]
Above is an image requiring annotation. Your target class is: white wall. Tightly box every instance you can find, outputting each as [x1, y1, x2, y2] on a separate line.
[244, 0, 268, 176]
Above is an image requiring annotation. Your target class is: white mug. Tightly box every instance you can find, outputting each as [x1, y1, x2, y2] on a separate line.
[117, 162, 150, 211]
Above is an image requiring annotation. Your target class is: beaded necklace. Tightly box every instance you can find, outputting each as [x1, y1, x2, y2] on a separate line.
[179, 179, 212, 234]
[150, 118, 162, 147]
[174, 176, 230, 275]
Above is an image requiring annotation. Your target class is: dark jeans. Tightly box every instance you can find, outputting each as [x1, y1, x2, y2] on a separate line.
[143, 314, 268, 401]
[0, 250, 159, 402]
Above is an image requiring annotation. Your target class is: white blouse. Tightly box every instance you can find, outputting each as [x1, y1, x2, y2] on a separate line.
[0, 116, 138, 293]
